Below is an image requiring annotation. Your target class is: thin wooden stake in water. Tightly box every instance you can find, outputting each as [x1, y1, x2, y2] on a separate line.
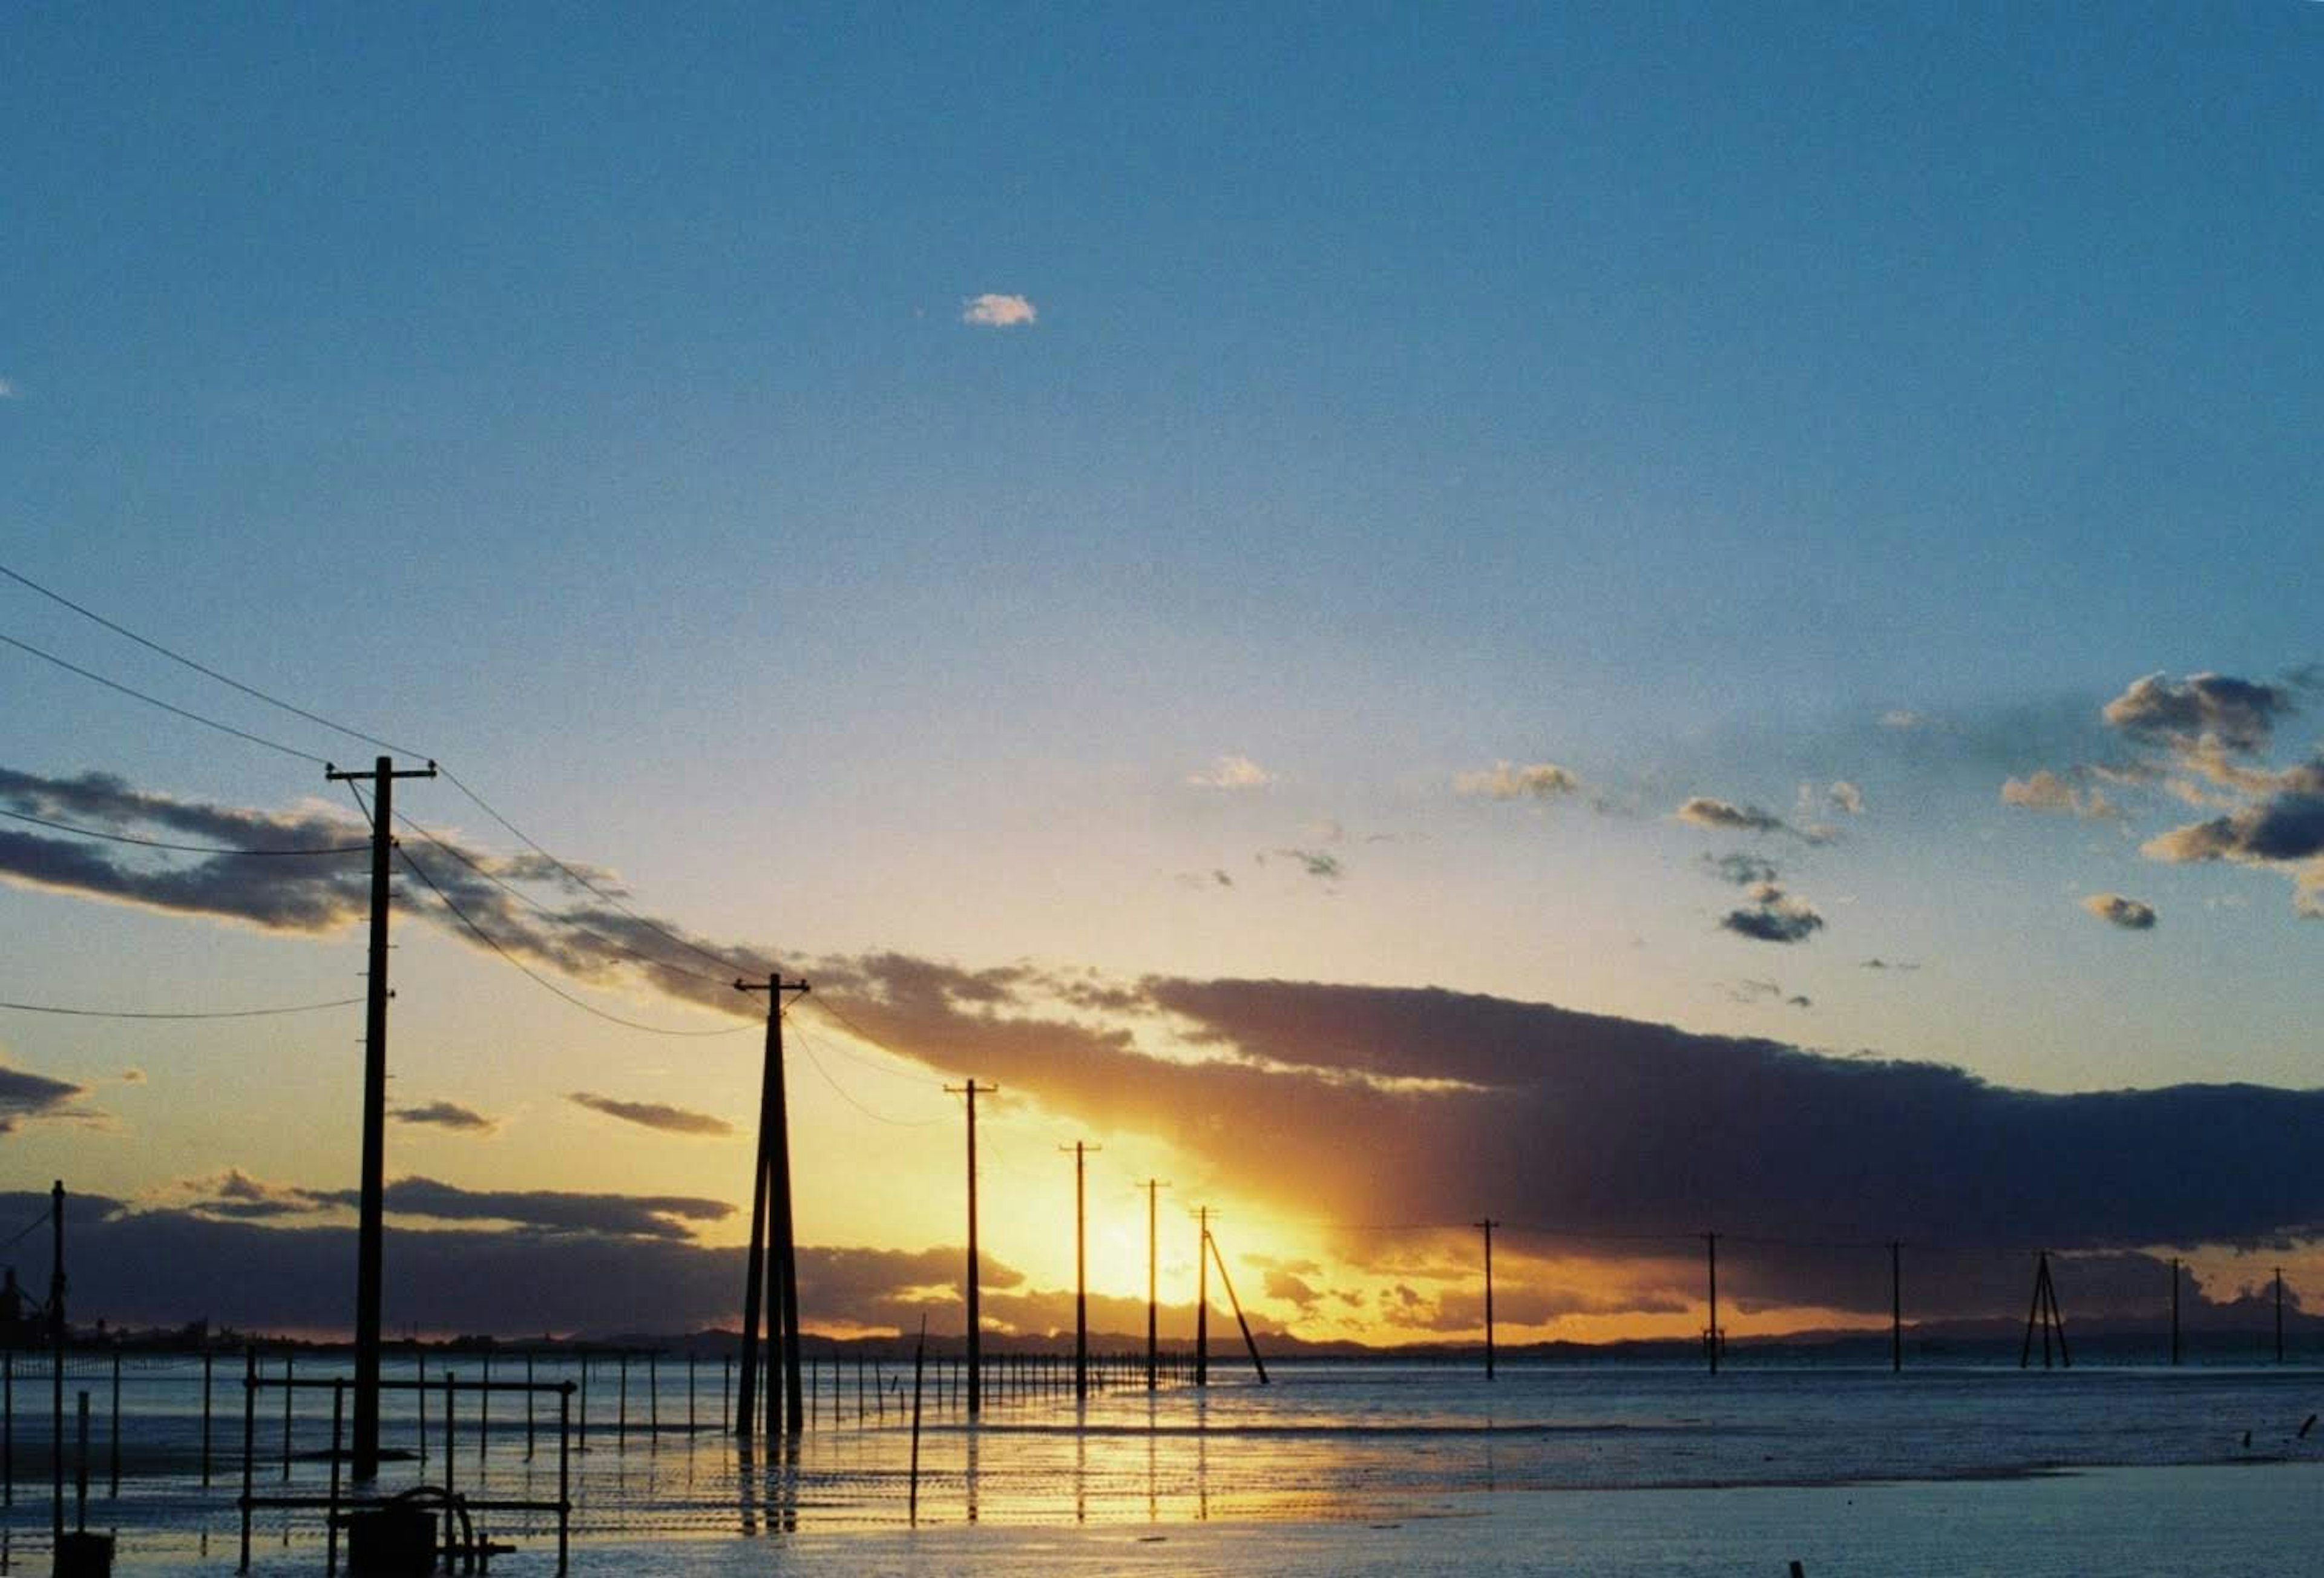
[908, 1317, 927, 1527]
[1704, 1232, 1721, 1375]
[74, 1390, 89, 1533]
[326, 1381, 345, 1578]
[202, 1349, 214, 1487]
[2276, 1267, 2286, 1364]
[1889, 1241, 1904, 1373]
[237, 1348, 256, 1573]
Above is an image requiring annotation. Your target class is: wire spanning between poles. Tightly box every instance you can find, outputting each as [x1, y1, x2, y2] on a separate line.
[2, 562, 753, 979]
[0, 1205, 51, 1254]
[0, 806, 368, 856]
[392, 845, 754, 1038]
[786, 1025, 949, 1128]
[0, 630, 329, 764]
[0, 560, 430, 758]
[390, 812, 734, 988]
[0, 998, 364, 1020]
[795, 998, 956, 1084]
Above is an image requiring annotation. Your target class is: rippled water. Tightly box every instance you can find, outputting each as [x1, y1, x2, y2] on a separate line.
[10, 1352, 2324, 1570]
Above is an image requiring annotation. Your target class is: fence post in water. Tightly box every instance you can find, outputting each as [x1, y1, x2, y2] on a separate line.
[281, 1349, 294, 1482]
[481, 1350, 491, 1469]
[75, 1391, 89, 1533]
[109, 1344, 122, 1497]
[202, 1349, 214, 1487]
[4, 1348, 11, 1508]
[327, 1381, 344, 1578]
[618, 1352, 628, 1448]
[650, 1351, 660, 1445]
[579, 1355, 589, 1453]
[557, 1384, 573, 1575]
[526, 1351, 537, 1462]
[442, 1372, 457, 1561]
[688, 1352, 697, 1435]
[2277, 1268, 2286, 1364]
[721, 1355, 730, 1434]
[238, 1347, 256, 1573]
[418, 1348, 428, 1465]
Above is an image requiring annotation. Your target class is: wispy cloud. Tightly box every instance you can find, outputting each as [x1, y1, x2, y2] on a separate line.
[1701, 852, 1779, 887]
[2081, 893, 2158, 931]
[568, 1091, 734, 1139]
[392, 1100, 501, 1136]
[1456, 761, 1580, 801]
[1267, 848, 1344, 882]
[962, 292, 1037, 328]
[1724, 979, 1812, 1008]
[2001, 768, 2120, 821]
[1675, 796, 1830, 844]
[2102, 672, 2296, 755]
[0, 1057, 94, 1133]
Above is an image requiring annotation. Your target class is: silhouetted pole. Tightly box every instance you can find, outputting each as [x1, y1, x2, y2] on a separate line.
[2169, 1255, 2181, 1366]
[1204, 1230, 1270, 1382]
[946, 1080, 996, 1416]
[1704, 1231, 1721, 1375]
[2276, 1267, 2285, 1364]
[1060, 1142, 1100, 1399]
[1889, 1240, 1903, 1373]
[735, 974, 810, 1438]
[1476, 1218, 1499, 1379]
[1194, 1207, 1211, 1387]
[1140, 1179, 1169, 1391]
[323, 753, 436, 1482]
[48, 1180, 63, 1551]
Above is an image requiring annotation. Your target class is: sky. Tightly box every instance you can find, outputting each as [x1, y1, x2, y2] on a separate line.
[2, 3, 2320, 1346]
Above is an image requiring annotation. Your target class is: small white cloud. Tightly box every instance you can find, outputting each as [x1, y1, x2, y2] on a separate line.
[1186, 755, 1276, 791]
[1827, 781, 1865, 815]
[0, 378, 18, 400]
[962, 293, 1037, 328]
[1880, 709, 1926, 729]
[2081, 892, 2158, 931]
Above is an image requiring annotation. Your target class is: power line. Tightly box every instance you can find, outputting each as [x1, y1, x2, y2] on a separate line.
[0, 805, 367, 857]
[390, 812, 732, 988]
[0, 629, 328, 764]
[787, 1025, 947, 1128]
[436, 768, 757, 979]
[0, 1206, 51, 1253]
[0, 559, 428, 758]
[796, 996, 952, 1084]
[393, 843, 753, 1039]
[0, 998, 363, 1020]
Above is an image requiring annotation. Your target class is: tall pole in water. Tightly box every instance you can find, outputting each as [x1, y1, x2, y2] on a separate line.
[2169, 1255, 2181, 1367]
[735, 975, 810, 1436]
[1889, 1240, 1903, 1373]
[1140, 1180, 1169, 1391]
[2276, 1267, 2285, 1364]
[324, 754, 435, 1481]
[945, 1081, 996, 1416]
[1704, 1231, 1721, 1375]
[1060, 1143, 1100, 1399]
[1194, 1207, 1211, 1387]
[1475, 1218, 1499, 1379]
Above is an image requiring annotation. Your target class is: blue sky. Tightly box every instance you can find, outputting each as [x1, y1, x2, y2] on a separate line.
[2, 5, 2320, 1338]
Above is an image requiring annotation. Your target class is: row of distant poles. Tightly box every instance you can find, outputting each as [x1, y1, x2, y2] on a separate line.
[326, 755, 2300, 1480]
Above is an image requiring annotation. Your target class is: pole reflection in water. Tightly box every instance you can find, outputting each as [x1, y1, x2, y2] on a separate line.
[735, 1442, 758, 1537]
[1195, 1393, 1209, 1522]
[1074, 1400, 1087, 1524]
[964, 1425, 980, 1524]
[776, 1432, 799, 1534]
[1146, 1396, 1157, 1522]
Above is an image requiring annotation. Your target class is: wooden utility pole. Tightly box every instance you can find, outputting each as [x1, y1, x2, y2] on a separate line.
[1704, 1231, 1721, 1375]
[945, 1081, 996, 1416]
[734, 973, 809, 1439]
[1889, 1240, 1903, 1373]
[2169, 1256, 2181, 1367]
[1060, 1143, 1100, 1399]
[323, 754, 435, 1481]
[1140, 1180, 1169, 1391]
[1476, 1218, 1500, 1379]
[1194, 1207, 1212, 1387]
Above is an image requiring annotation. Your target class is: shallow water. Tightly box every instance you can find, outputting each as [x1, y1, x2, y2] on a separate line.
[11, 1353, 2323, 1571]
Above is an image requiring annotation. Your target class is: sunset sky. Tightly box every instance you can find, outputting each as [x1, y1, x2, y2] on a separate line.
[4, 4, 2321, 1346]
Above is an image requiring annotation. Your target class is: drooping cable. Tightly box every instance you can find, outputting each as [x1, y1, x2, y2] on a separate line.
[0, 806, 367, 857]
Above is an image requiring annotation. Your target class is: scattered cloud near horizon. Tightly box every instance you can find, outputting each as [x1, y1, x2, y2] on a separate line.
[392, 1100, 501, 1136]
[0, 1056, 91, 1133]
[568, 1091, 734, 1139]
[960, 292, 1037, 327]
[1718, 883, 1825, 944]
[1456, 761, 1580, 800]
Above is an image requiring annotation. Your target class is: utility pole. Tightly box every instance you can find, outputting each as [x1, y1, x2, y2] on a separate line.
[2169, 1255, 2181, 1367]
[1703, 1231, 1721, 1375]
[48, 1181, 63, 1551]
[1140, 1180, 1169, 1391]
[1059, 1143, 1100, 1399]
[734, 974, 809, 1439]
[323, 754, 435, 1481]
[1889, 1240, 1903, 1373]
[1193, 1207, 1211, 1387]
[1476, 1218, 1499, 1379]
[2276, 1267, 2285, 1364]
[945, 1081, 996, 1416]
